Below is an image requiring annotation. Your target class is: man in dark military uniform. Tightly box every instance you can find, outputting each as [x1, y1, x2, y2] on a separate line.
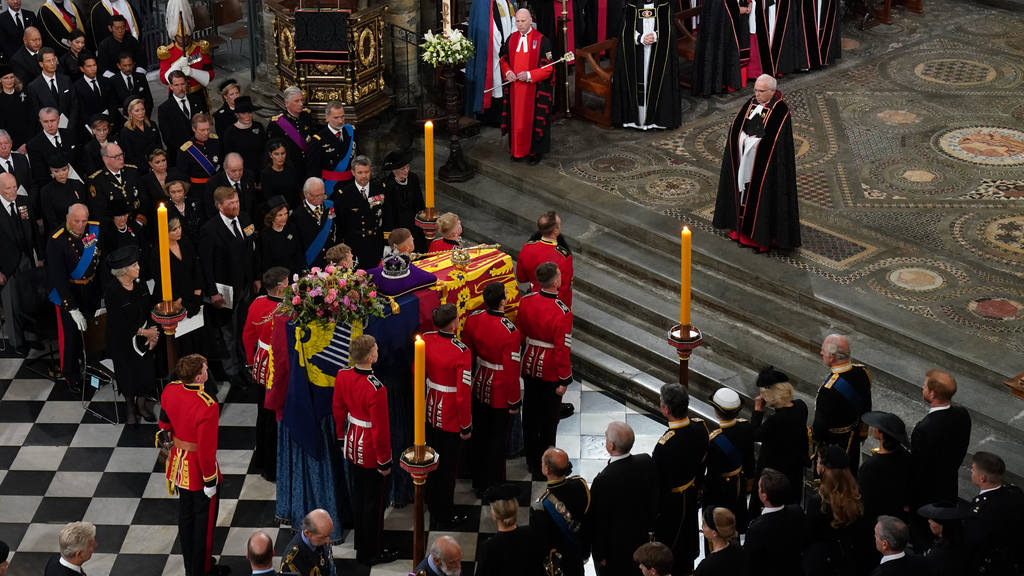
[291, 177, 337, 270]
[530, 447, 590, 576]
[176, 112, 222, 219]
[268, 86, 315, 169]
[704, 387, 755, 536]
[811, 333, 872, 477]
[653, 382, 709, 576]
[40, 153, 88, 234]
[281, 509, 334, 576]
[335, 155, 390, 268]
[307, 100, 355, 195]
[158, 353, 229, 576]
[88, 141, 145, 228]
[46, 202, 100, 393]
[965, 452, 1024, 576]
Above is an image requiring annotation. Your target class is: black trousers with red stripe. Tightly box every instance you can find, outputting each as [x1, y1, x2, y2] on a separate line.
[426, 427, 463, 523]
[523, 377, 561, 472]
[55, 306, 85, 385]
[352, 464, 390, 561]
[471, 401, 512, 492]
[178, 487, 219, 576]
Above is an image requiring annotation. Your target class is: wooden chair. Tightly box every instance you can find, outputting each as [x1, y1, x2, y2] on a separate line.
[673, 6, 701, 87]
[192, 5, 227, 53]
[571, 38, 617, 129]
[212, 0, 250, 55]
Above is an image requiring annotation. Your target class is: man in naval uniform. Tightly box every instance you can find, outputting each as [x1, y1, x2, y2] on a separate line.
[88, 142, 144, 228]
[516, 210, 573, 308]
[307, 100, 356, 195]
[611, 0, 680, 130]
[712, 74, 800, 252]
[653, 382, 709, 576]
[530, 447, 590, 576]
[177, 113, 222, 217]
[281, 509, 334, 576]
[335, 156, 390, 268]
[703, 388, 755, 536]
[46, 203, 100, 393]
[268, 86, 315, 169]
[811, 333, 872, 477]
[158, 0, 214, 101]
[964, 452, 1024, 575]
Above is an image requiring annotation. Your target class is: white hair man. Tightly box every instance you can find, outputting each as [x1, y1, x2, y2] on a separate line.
[45, 522, 97, 575]
[268, 85, 315, 165]
[413, 535, 463, 576]
[811, 333, 873, 476]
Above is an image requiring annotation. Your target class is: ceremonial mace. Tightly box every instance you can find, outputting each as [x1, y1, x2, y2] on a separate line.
[484, 53, 576, 93]
[561, 0, 571, 117]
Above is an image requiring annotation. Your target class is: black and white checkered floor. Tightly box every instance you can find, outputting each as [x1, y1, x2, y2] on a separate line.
[0, 347, 672, 576]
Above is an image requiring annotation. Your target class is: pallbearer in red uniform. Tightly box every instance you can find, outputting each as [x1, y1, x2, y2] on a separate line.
[428, 212, 463, 253]
[157, 354, 229, 576]
[242, 267, 289, 482]
[423, 304, 474, 529]
[158, 0, 214, 100]
[499, 9, 555, 166]
[516, 210, 574, 308]
[332, 335, 401, 566]
[462, 282, 524, 493]
[516, 261, 573, 479]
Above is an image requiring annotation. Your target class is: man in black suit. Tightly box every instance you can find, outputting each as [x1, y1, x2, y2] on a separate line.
[199, 185, 260, 384]
[964, 452, 1024, 575]
[291, 177, 337, 270]
[653, 383, 709, 576]
[72, 53, 114, 141]
[335, 155, 391, 268]
[744, 468, 806, 576]
[411, 536, 462, 576]
[10, 26, 42, 84]
[108, 51, 150, 120]
[871, 516, 931, 576]
[0, 0, 37, 64]
[0, 173, 38, 355]
[95, 15, 145, 73]
[159, 70, 208, 168]
[44, 521, 97, 576]
[907, 369, 972, 553]
[205, 152, 258, 221]
[27, 107, 79, 191]
[0, 129, 37, 213]
[247, 530, 277, 576]
[27, 47, 79, 132]
[589, 421, 659, 576]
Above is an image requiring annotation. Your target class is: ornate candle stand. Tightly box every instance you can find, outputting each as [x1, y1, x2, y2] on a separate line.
[400, 445, 440, 566]
[667, 324, 703, 387]
[437, 65, 474, 183]
[415, 208, 439, 240]
[151, 301, 187, 369]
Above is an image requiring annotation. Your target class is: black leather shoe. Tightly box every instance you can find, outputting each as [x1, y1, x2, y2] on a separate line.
[529, 154, 543, 166]
[559, 402, 575, 419]
[205, 562, 231, 576]
[431, 514, 469, 530]
[366, 548, 401, 565]
[14, 343, 29, 356]
[510, 155, 523, 162]
[67, 380, 82, 394]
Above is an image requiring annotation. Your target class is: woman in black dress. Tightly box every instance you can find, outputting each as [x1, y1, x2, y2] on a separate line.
[150, 217, 211, 363]
[695, 507, 747, 576]
[140, 149, 186, 217]
[918, 502, 971, 576]
[380, 149, 428, 252]
[0, 67, 37, 151]
[104, 246, 159, 429]
[476, 485, 540, 576]
[58, 30, 86, 82]
[82, 114, 118, 176]
[260, 139, 303, 208]
[749, 366, 809, 519]
[223, 96, 267, 183]
[164, 180, 203, 243]
[119, 97, 164, 174]
[803, 446, 872, 576]
[258, 196, 305, 276]
[858, 411, 911, 525]
[213, 79, 239, 137]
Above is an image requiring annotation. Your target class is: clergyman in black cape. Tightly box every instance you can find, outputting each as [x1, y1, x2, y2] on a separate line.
[611, 0, 680, 130]
[691, 0, 750, 96]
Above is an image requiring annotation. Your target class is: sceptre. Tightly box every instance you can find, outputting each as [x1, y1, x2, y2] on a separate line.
[484, 52, 577, 93]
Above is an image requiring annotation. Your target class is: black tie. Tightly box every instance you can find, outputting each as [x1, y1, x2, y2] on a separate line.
[15, 12, 22, 32]
[8, 201, 15, 220]
[231, 219, 242, 241]
[126, 74, 133, 91]
[91, 79, 99, 96]
[181, 99, 189, 119]
[54, 134, 61, 149]
[6, 160, 12, 174]
[8, 202, 25, 250]
[49, 78, 58, 102]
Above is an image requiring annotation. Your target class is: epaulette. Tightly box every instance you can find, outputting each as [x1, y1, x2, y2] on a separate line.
[87, 221, 99, 226]
[368, 374, 384, 390]
[823, 373, 840, 389]
[125, 163, 138, 169]
[569, 474, 592, 512]
[89, 169, 103, 179]
[303, 108, 311, 113]
[737, 417, 748, 422]
[313, 134, 321, 140]
[52, 227, 64, 239]
[469, 309, 485, 316]
[692, 416, 704, 422]
[208, 134, 218, 139]
[451, 338, 468, 352]
[196, 389, 215, 406]
[555, 299, 569, 314]
[555, 245, 570, 258]
[501, 317, 516, 333]
[180, 141, 193, 151]
[658, 429, 675, 445]
[157, 45, 170, 60]
[198, 39, 211, 54]
[521, 292, 538, 298]
[272, 113, 282, 121]
[709, 429, 723, 440]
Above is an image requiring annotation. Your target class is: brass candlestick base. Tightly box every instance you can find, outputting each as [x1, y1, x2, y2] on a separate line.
[415, 209, 439, 240]
[152, 300, 186, 370]
[667, 324, 703, 388]
[401, 445, 439, 567]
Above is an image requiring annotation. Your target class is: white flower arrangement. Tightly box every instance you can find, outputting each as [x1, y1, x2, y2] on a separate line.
[420, 29, 475, 67]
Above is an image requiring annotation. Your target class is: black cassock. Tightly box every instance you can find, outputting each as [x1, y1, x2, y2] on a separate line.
[611, 0, 680, 130]
[802, 0, 841, 69]
[752, 0, 808, 76]
[713, 91, 800, 250]
[691, 0, 749, 96]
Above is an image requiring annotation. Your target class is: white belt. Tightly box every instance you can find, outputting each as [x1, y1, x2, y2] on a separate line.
[257, 340, 271, 351]
[526, 338, 554, 349]
[348, 415, 372, 428]
[427, 379, 457, 393]
[478, 359, 503, 371]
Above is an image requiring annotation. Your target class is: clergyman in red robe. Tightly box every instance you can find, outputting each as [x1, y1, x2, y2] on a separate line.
[499, 9, 555, 166]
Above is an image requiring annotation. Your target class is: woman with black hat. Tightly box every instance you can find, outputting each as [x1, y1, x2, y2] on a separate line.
[40, 153, 89, 233]
[748, 365, 809, 520]
[476, 484, 539, 576]
[83, 114, 118, 176]
[101, 198, 146, 289]
[162, 179, 203, 243]
[918, 502, 970, 576]
[803, 445, 872, 576]
[119, 96, 164, 175]
[0, 65, 35, 152]
[223, 96, 267, 183]
[857, 411, 911, 525]
[105, 245, 160, 429]
[260, 139, 303, 209]
[258, 195, 305, 276]
[380, 148, 428, 252]
[213, 79, 240, 138]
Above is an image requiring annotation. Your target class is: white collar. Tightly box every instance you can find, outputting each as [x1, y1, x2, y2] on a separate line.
[177, 94, 188, 104]
[979, 485, 1002, 495]
[47, 131, 60, 142]
[42, 70, 56, 81]
[58, 558, 83, 573]
[227, 176, 240, 187]
[8, 7, 20, 17]
[86, 74, 98, 82]
[27, 49, 36, 56]
[760, 505, 784, 515]
[608, 453, 630, 464]
[219, 211, 237, 230]
[1, 196, 16, 211]
[305, 200, 321, 212]
[0, 153, 13, 163]
[928, 404, 950, 414]
[122, 71, 132, 80]
[879, 551, 905, 564]
[251, 569, 275, 575]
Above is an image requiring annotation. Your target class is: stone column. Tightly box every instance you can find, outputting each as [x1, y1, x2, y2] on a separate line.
[251, 0, 282, 119]
[384, 0, 422, 112]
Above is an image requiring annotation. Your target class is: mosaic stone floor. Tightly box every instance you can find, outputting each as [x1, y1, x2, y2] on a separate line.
[474, 0, 1024, 356]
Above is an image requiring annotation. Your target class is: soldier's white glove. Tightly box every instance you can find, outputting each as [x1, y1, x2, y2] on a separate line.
[70, 309, 88, 332]
[189, 68, 211, 87]
[203, 484, 217, 498]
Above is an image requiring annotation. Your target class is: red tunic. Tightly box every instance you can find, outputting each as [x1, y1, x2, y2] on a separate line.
[516, 291, 573, 385]
[159, 381, 221, 491]
[499, 28, 555, 158]
[462, 309, 524, 409]
[429, 237, 461, 253]
[332, 367, 392, 470]
[515, 237, 574, 308]
[423, 331, 474, 434]
[158, 41, 214, 94]
[241, 295, 280, 387]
